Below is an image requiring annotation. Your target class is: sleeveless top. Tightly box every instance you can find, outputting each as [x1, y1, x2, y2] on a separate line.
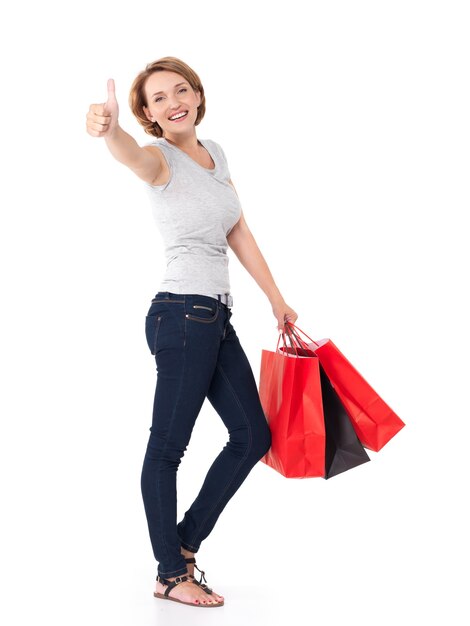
[142, 137, 242, 300]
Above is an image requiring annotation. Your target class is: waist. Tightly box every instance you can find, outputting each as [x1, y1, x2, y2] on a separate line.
[153, 291, 233, 309]
[208, 293, 233, 307]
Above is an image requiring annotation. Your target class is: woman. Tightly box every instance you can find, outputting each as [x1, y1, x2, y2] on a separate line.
[86, 56, 298, 608]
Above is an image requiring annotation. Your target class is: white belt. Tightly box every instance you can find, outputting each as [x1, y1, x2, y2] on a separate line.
[210, 293, 233, 308]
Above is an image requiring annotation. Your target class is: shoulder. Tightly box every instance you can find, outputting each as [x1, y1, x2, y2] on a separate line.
[210, 140, 232, 181]
[142, 138, 173, 169]
[205, 138, 225, 154]
[141, 138, 172, 189]
[204, 139, 229, 167]
[142, 137, 168, 155]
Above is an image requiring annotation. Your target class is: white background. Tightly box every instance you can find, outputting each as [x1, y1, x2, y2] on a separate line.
[1, 1, 469, 624]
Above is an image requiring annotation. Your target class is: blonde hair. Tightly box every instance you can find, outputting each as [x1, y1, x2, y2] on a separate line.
[129, 56, 206, 138]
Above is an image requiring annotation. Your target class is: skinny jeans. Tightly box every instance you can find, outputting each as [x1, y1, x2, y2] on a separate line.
[141, 291, 272, 578]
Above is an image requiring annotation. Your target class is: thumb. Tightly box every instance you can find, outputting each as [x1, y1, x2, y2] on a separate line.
[106, 78, 116, 106]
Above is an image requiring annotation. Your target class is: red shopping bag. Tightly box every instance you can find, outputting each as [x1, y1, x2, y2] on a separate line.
[259, 330, 325, 478]
[284, 323, 405, 452]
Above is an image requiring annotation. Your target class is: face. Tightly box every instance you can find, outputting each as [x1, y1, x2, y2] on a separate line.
[143, 70, 201, 138]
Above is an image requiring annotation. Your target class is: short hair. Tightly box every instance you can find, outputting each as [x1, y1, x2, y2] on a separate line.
[128, 56, 206, 138]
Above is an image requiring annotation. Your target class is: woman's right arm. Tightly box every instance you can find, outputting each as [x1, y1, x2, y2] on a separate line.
[86, 78, 162, 185]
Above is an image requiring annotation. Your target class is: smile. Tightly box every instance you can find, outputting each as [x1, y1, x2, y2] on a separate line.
[169, 111, 188, 121]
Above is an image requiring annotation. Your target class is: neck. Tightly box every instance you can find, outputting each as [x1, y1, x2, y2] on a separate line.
[163, 133, 200, 152]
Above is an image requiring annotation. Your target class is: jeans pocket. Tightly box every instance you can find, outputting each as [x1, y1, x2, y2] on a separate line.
[145, 314, 163, 355]
[185, 303, 219, 323]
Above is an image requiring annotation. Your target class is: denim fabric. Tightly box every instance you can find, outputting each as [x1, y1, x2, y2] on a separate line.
[141, 291, 272, 578]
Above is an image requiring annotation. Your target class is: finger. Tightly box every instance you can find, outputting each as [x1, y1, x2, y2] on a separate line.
[90, 103, 106, 115]
[87, 127, 107, 137]
[86, 111, 112, 124]
[107, 78, 116, 102]
[87, 120, 112, 133]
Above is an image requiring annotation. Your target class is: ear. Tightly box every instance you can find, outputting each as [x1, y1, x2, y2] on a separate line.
[143, 105, 153, 122]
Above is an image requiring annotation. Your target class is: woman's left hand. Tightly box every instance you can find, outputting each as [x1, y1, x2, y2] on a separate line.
[272, 299, 299, 331]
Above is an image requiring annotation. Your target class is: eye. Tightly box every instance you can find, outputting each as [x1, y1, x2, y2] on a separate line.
[154, 88, 188, 103]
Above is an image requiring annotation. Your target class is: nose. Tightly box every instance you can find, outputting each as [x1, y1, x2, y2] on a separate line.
[168, 98, 184, 110]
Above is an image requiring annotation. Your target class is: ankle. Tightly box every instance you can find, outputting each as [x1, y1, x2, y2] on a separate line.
[181, 548, 195, 557]
[161, 572, 189, 583]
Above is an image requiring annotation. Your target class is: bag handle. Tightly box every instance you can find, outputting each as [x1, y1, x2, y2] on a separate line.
[275, 327, 287, 353]
[275, 322, 314, 358]
[284, 321, 320, 350]
[276, 323, 301, 356]
[284, 323, 302, 355]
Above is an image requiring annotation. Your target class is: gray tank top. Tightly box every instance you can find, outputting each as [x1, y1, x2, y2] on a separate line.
[142, 137, 242, 302]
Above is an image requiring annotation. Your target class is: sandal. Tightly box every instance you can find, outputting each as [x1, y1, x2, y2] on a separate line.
[154, 573, 224, 608]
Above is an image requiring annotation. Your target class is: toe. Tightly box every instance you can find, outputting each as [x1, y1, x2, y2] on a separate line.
[209, 594, 222, 603]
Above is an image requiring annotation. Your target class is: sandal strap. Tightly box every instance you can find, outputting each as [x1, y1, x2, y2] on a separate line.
[156, 574, 190, 597]
[189, 577, 213, 593]
[194, 563, 207, 584]
[183, 557, 207, 584]
[183, 556, 213, 594]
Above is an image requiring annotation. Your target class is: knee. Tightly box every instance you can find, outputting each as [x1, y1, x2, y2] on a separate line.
[228, 420, 271, 460]
[143, 433, 185, 466]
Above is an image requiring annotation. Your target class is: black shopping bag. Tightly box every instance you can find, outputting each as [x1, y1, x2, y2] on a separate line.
[319, 363, 371, 479]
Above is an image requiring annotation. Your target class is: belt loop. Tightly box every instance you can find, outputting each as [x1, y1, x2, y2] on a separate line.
[217, 294, 222, 308]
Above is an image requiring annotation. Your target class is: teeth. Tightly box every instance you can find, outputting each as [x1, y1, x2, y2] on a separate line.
[169, 111, 188, 120]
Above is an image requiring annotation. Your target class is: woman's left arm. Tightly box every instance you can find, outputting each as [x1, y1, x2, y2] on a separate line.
[226, 180, 298, 331]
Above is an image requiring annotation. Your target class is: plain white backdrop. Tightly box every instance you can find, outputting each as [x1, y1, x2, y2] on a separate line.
[1, 1, 469, 624]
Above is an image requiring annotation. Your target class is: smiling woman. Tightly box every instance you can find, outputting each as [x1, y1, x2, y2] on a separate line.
[128, 58, 207, 138]
[85, 54, 297, 610]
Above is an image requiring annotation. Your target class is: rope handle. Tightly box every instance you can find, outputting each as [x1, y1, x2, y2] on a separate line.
[275, 321, 317, 357]
[276, 322, 301, 356]
[284, 321, 320, 349]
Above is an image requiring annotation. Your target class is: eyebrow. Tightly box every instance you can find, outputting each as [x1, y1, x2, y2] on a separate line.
[151, 82, 188, 97]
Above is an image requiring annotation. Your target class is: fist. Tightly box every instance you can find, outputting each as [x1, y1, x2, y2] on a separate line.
[86, 78, 119, 137]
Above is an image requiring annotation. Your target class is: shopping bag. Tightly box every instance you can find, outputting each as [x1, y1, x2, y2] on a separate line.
[319, 361, 371, 478]
[284, 322, 405, 452]
[281, 324, 370, 479]
[258, 329, 325, 478]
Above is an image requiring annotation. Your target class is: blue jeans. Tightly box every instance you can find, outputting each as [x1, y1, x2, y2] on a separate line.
[141, 291, 272, 578]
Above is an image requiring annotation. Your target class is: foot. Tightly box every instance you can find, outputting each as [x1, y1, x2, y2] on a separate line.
[155, 572, 221, 606]
[180, 547, 225, 603]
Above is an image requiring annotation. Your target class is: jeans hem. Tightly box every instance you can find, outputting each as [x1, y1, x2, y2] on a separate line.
[180, 539, 200, 553]
[158, 565, 189, 578]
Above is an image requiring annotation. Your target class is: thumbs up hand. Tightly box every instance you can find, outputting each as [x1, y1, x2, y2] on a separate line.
[86, 78, 120, 137]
